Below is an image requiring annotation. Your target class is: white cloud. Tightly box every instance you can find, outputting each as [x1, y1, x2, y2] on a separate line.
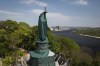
[0, 10, 27, 23]
[74, 0, 88, 6]
[20, 0, 48, 7]
[0, 10, 23, 16]
[32, 9, 44, 14]
[32, 9, 71, 19]
[47, 13, 71, 20]
[32, 9, 73, 26]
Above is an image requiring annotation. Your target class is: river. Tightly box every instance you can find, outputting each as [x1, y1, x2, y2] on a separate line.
[52, 30, 100, 53]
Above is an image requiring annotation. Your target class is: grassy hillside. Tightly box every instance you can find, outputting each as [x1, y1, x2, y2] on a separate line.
[0, 20, 100, 66]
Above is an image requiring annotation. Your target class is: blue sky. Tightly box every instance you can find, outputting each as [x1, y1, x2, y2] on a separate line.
[0, 0, 100, 27]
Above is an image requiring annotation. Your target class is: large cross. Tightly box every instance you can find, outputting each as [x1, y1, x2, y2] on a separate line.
[44, 7, 47, 13]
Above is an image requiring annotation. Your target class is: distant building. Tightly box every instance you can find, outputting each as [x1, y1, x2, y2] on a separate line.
[49, 26, 53, 31]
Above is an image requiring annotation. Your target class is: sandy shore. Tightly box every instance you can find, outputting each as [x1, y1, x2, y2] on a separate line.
[79, 34, 100, 39]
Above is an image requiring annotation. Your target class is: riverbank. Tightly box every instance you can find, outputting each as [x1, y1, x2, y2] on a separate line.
[79, 34, 100, 39]
[53, 30, 100, 53]
[73, 28, 100, 39]
[73, 30, 100, 39]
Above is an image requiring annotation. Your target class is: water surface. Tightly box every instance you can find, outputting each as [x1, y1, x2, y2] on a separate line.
[53, 30, 100, 53]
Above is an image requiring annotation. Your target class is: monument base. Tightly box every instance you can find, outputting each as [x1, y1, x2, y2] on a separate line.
[27, 50, 55, 66]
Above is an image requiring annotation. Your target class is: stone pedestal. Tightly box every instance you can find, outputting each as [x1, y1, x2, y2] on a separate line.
[27, 40, 55, 66]
[27, 50, 55, 66]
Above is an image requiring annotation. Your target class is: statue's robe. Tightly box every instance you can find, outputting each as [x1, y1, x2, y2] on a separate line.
[38, 12, 48, 41]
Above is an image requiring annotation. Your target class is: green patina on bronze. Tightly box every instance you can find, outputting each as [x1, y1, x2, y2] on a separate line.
[37, 9, 48, 41]
[27, 8, 55, 66]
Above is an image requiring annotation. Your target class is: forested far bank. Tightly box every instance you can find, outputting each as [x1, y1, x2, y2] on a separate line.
[74, 28, 100, 37]
[0, 20, 100, 66]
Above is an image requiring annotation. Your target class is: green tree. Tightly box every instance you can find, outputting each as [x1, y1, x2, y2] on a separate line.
[92, 52, 100, 66]
[48, 31, 61, 53]
[0, 20, 18, 33]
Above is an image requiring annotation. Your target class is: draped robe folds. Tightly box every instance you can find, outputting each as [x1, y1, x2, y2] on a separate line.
[38, 12, 48, 41]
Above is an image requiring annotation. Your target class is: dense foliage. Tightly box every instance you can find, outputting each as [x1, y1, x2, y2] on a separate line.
[74, 28, 100, 37]
[0, 20, 100, 66]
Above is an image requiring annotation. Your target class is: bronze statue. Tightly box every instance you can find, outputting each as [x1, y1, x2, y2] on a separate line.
[28, 8, 55, 66]
[37, 9, 48, 41]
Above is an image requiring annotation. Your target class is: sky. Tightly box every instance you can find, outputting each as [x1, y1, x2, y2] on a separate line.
[0, 0, 100, 27]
